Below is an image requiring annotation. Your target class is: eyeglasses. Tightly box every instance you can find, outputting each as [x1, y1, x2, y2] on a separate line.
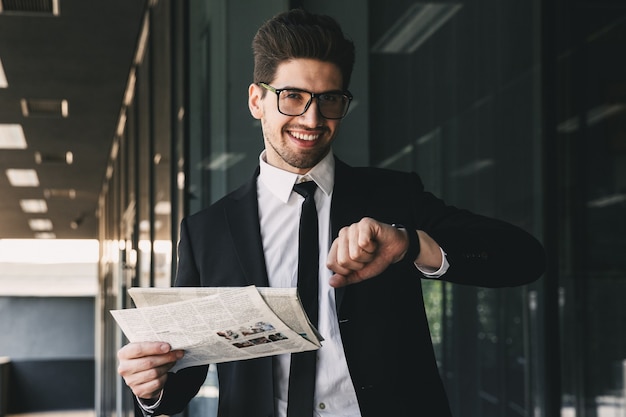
[259, 82, 353, 120]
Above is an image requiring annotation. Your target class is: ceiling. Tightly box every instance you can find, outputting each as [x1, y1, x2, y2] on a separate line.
[0, 0, 146, 240]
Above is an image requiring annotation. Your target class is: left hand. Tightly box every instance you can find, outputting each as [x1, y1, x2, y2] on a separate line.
[326, 217, 409, 288]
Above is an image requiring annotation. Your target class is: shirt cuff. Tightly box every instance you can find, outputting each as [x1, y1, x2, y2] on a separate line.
[136, 389, 164, 415]
[415, 247, 449, 278]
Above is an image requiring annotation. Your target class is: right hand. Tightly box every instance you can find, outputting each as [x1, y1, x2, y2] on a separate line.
[117, 341, 184, 400]
[327, 217, 410, 287]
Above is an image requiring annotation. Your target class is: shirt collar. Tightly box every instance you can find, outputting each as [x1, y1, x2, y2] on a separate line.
[258, 150, 335, 203]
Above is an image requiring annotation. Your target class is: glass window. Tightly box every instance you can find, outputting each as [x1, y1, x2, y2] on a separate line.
[368, 1, 543, 415]
[555, 2, 626, 415]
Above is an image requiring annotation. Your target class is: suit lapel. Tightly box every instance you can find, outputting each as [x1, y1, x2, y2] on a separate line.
[330, 158, 370, 310]
[224, 167, 270, 288]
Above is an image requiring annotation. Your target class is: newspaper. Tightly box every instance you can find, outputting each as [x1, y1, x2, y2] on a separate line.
[110, 285, 321, 372]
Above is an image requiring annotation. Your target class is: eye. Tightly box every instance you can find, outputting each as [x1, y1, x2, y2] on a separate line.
[320, 93, 341, 103]
[282, 90, 306, 102]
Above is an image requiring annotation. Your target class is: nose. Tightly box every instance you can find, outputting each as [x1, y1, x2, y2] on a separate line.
[299, 97, 323, 124]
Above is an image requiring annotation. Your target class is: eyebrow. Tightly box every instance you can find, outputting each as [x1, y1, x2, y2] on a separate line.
[277, 86, 345, 94]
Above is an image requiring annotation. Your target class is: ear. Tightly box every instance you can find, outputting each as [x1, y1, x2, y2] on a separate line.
[248, 83, 263, 120]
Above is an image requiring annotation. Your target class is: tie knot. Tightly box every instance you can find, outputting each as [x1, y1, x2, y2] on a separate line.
[293, 181, 317, 198]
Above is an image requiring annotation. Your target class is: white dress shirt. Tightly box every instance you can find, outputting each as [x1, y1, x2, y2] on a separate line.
[258, 151, 360, 417]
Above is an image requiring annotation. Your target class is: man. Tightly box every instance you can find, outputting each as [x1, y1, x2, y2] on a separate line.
[117, 8, 546, 417]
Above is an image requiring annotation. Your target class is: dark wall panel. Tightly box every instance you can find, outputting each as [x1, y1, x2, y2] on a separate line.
[7, 359, 94, 413]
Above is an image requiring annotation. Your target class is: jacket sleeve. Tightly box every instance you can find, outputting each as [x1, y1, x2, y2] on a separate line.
[408, 173, 546, 288]
[333, 162, 546, 288]
[144, 216, 209, 416]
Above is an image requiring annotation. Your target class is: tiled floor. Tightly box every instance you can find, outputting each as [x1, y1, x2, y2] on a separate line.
[6, 411, 95, 417]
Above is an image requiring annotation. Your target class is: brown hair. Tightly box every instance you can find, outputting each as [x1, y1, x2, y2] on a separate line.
[252, 8, 355, 91]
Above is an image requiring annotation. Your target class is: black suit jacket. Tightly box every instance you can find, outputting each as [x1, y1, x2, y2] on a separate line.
[151, 158, 546, 417]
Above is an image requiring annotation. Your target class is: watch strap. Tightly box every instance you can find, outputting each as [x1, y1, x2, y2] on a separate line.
[392, 224, 421, 263]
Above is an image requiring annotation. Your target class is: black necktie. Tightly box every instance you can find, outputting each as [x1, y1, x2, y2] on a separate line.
[287, 180, 319, 417]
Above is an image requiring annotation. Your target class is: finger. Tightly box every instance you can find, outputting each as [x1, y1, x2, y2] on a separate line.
[355, 220, 381, 254]
[328, 226, 372, 275]
[118, 341, 172, 360]
[337, 226, 367, 266]
[120, 356, 179, 397]
[126, 365, 171, 399]
[348, 239, 376, 263]
[330, 248, 398, 288]
[347, 224, 376, 261]
[125, 359, 175, 385]
[327, 259, 354, 277]
[118, 349, 183, 377]
[329, 273, 352, 288]
[329, 269, 368, 288]
[335, 237, 367, 272]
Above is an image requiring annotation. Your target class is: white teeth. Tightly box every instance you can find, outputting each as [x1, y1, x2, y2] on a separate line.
[291, 131, 318, 141]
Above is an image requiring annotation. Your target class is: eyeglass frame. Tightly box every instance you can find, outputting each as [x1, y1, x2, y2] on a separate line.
[258, 82, 353, 120]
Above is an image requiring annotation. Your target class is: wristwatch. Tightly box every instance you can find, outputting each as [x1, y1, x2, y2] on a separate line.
[392, 224, 421, 263]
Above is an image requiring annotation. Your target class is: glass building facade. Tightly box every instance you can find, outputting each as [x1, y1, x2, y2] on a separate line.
[96, 1, 626, 416]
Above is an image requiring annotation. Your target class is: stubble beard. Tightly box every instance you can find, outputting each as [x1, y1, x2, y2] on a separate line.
[263, 123, 331, 171]
[270, 140, 329, 170]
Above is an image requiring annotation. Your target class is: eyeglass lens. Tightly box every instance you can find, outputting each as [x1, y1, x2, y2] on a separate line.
[278, 90, 349, 119]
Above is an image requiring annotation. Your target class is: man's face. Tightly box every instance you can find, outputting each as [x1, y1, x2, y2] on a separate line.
[248, 59, 344, 174]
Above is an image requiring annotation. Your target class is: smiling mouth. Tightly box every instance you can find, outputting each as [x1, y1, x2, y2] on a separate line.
[289, 130, 321, 141]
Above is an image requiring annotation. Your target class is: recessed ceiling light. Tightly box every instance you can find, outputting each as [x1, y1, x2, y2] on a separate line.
[6, 168, 39, 187]
[0, 58, 7, 88]
[34, 232, 56, 239]
[20, 98, 69, 118]
[43, 188, 76, 199]
[28, 218, 53, 231]
[0, 124, 27, 149]
[0, 0, 60, 16]
[116, 111, 127, 136]
[34, 150, 73, 165]
[20, 199, 48, 213]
